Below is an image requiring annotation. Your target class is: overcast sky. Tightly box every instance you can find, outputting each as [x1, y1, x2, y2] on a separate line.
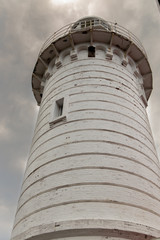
[0, 0, 160, 239]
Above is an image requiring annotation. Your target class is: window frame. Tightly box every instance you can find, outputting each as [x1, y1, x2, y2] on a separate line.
[49, 96, 68, 126]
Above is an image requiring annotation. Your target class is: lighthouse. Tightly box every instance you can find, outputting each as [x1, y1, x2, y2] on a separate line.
[11, 16, 160, 240]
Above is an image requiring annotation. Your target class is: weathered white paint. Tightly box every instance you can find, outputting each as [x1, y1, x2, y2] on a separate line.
[11, 17, 160, 240]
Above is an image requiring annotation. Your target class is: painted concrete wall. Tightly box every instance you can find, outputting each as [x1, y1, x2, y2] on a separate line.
[11, 43, 160, 240]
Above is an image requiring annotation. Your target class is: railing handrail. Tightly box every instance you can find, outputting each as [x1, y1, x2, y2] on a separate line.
[39, 19, 146, 57]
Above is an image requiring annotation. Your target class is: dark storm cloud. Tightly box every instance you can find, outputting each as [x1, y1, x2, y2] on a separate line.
[0, 1, 160, 239]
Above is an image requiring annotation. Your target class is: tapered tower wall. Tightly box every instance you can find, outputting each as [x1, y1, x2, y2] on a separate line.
[11, 17, 160, 240]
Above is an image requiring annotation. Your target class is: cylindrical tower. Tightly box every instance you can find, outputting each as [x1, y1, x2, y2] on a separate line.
[11, 17, 160, 240]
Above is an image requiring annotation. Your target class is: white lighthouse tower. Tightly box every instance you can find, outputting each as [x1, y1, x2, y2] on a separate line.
[11, 17, 160, 240]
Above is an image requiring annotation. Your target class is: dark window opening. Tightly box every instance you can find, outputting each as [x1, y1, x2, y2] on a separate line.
[55, 98, 64, 117]
[82, 31, 88, 34]
[88, 46, 95, 57]
[86, 20, 90, 27]
[91, 20, 95, 26]
[59, 105, 63, 116]
[81, 21, 85, 28]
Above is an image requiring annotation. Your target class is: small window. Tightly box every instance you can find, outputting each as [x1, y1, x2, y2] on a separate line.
[49, 97, 68, 127]
[86, 20, 90, 27]
[55, 98, 64, 117]
[81, 21, 85, 28]
[91, 19, 95, 26]
[88, 46, 95, 57]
